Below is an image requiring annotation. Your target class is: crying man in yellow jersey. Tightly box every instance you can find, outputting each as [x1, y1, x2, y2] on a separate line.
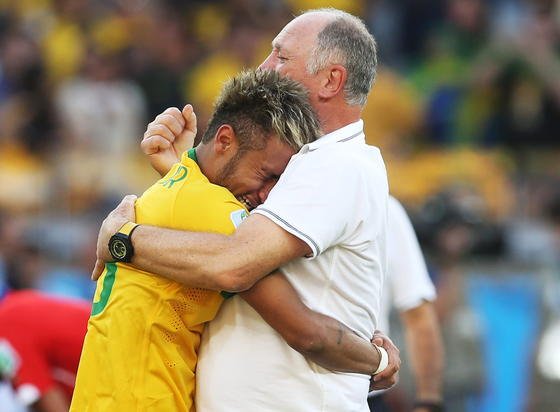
[71, 70, 385, 412]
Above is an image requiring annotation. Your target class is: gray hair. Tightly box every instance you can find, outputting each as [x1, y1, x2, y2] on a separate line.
[304, 8, 378, 107]
[202, 69, 321, 151]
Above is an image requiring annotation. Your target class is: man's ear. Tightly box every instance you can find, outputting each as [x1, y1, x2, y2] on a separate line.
[213, 124, 238, 155]
[318, 65, 347, 100]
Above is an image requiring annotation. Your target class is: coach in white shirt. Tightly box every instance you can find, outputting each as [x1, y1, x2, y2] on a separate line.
[196, 118, 387, 411]
[94, 8, 398, 411]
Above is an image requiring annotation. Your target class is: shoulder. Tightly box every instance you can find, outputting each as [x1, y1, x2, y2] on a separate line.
[388, 196, 408, 221]
[289, 142, 384, 176]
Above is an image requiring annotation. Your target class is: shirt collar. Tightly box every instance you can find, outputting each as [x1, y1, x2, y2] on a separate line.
[301, 119, 364, 154]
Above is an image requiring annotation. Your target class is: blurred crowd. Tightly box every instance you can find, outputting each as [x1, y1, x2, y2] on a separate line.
[0, 0, 559, 411]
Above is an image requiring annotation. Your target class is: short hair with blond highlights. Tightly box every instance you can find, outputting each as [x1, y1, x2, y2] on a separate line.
[202, 69, 321, 152]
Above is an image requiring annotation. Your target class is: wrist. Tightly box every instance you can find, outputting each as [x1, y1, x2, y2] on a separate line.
[372, 344, 389, 375]
[108, 222, 140, 263]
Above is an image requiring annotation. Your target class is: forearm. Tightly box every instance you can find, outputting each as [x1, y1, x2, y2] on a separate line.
[299, 313, 381, 374]
[130, 214, 308, 292]
[131, 225, 251, 291]
[401, 302, 444, 401]
[241, 272, 380, 375]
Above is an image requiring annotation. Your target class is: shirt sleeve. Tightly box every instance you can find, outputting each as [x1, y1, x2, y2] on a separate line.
[171, 185, 248, 235]
[253, 152, 382, 257]
[387, 197, 436, 311]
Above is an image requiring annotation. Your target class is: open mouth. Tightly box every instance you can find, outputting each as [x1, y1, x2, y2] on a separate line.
[238, 195, 256, 210]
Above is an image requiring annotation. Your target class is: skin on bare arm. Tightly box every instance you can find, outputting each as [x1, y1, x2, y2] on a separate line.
[92, 200, 310, 293]
[32, 387, 69, 412]
[400, 301, 444, 409]
[140, 105, 197, 177]
[91, 195, 138, 281]
[240, 271, 381, 375]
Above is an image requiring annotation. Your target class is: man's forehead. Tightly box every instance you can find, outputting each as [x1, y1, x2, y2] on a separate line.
[273, 14, 325, 49]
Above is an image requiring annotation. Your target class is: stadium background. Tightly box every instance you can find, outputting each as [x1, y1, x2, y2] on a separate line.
[0, 0, 558, 411]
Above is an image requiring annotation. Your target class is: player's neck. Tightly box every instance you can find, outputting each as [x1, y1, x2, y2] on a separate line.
[193, 144, 216, 181]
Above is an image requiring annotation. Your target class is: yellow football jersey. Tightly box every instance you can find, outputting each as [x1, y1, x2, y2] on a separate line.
[71, 150, 247, 412]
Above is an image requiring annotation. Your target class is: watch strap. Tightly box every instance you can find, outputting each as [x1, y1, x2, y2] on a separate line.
[118, 222, 139, 237]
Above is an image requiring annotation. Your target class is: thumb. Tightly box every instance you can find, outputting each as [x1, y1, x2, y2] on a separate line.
[120, 194, 138, 205]
[141, 135, 172, 155]
[91, 259, 105, 281]
[113, 195, 138, 220]
[372, 337, 384, 347]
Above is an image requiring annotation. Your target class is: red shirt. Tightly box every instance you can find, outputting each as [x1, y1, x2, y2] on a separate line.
[0, 290, 90, 403]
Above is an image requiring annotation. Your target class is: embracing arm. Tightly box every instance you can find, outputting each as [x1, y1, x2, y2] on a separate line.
[240, 271, 381, 375]
[93, 198, 310, 292]
[133, 214, 308, 291]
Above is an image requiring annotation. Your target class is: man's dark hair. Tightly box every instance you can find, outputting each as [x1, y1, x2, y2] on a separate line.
[201, 69, 321, 152]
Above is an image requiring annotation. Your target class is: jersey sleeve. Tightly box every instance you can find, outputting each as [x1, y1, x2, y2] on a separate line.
[170, 185, 248, 235]
[387, 197, 436, 311]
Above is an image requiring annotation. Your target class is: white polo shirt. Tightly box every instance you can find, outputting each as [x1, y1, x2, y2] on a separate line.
[196, 120, 388, 411]
[377, 196, 436, 333]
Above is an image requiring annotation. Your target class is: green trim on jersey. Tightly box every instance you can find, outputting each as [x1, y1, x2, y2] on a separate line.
[220, 291, 236, 299]
[160, 166, 188, 189]
[187, 148, 198, 163]
[91, 263, 117, 316]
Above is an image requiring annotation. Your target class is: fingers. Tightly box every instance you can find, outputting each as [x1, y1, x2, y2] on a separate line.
[91, 259, 105, 281]
[182, 104, 197, 134]
[143, 107, 185, 144]
[114, 195, 137, 220]
[141, 135, 171, 155]
[370, 331, 400, 388]
[372, 337, 384, 347]
[370, 371, 398, 390]
[157, 107, 185, 133]
[373, 360, 399, 382]
[141, 106, 198, 158]
[144, 123, 178, 144]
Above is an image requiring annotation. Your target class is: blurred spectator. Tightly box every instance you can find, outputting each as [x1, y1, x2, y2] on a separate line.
[55, 47, 146, 157]
[54, 46, 147, 210]
[130, 10, 200, 120]
[0, 290, 90, 411]
[369, 197, 443, 412]
[471, 0, 560, 154]
[409, 0, 494, 146]
[418, 191, 488, 412]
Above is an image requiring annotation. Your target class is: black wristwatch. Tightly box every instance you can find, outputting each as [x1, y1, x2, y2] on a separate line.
[108, 222, 140, 263]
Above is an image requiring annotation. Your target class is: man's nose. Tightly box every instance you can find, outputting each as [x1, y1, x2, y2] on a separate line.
[259, 54, 274, 70]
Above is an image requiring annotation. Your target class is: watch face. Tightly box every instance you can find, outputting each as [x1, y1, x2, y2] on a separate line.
[110, 238, 128, 260]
